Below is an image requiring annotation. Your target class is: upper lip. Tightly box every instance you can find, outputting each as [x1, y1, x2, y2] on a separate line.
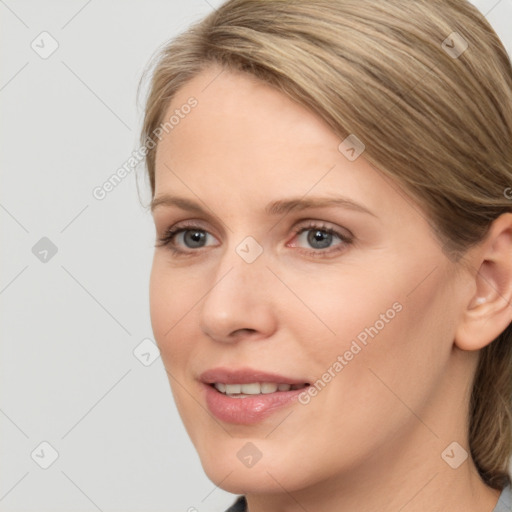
[199, 367, 310, 385]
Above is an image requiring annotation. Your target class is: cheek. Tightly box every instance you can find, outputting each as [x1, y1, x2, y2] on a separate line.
[149, 257, 196, 368]
[280, 258, 455, 410]
[149, 258, 203, 427]
[277, 261, 407, 353]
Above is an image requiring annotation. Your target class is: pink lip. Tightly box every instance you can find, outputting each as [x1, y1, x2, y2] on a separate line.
[199, 367, 309, 385]
[199, 367, 310, 425]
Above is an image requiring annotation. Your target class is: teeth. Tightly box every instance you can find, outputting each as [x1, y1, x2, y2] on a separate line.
[240, 383, 261, 395]
[260, 383, 278, 394]
[214, 382, 226, 393]
[213, 382, 306, 395]
[225, 384, 241, 394]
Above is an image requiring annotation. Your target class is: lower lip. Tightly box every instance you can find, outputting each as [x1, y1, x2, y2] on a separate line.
[203, 383, 306, 424]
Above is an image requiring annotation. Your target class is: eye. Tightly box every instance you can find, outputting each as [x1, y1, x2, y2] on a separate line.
[156, 220, 353, 258]
[288, 222, 353, 256]
[299, 228, 336, 249]
[176, 229, 212, 249]
[156, 223, 219, 254]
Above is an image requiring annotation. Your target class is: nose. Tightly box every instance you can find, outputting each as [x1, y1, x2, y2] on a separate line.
[198, 250, 278, 343]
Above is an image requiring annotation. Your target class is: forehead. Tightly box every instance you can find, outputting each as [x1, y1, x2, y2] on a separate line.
[152, 67, 404, 220]
[158, 67, 337, 161]
[158, 69, 351, 185]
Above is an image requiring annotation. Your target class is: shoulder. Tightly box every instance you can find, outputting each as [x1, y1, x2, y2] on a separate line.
[223, 487, 512, 512]
[224, 495, 247, 512]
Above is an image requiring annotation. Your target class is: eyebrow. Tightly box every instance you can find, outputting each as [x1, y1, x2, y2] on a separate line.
[151, 194, 376, 217]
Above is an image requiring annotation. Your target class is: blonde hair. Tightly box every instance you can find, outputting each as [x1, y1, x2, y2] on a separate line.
[139, 0, 512, 489]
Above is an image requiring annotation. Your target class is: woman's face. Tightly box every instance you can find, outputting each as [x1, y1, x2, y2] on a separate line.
[150, 65, 469, 494]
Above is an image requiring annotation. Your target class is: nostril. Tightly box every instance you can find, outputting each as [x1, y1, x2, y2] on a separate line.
[231, 328, 258, 337]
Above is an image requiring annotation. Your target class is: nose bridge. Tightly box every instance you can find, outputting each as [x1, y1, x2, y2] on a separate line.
[211, 234, 268, 295]
[198, 236, 275, 341]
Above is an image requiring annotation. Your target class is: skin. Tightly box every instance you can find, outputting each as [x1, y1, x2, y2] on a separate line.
[149, 64, 512, 512]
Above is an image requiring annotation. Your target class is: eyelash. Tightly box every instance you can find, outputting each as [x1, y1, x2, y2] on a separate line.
[155, 220, 354, 258]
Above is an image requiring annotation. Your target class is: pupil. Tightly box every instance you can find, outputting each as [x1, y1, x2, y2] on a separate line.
[308, 229, 332, 249]
[185, 230, 206, 248]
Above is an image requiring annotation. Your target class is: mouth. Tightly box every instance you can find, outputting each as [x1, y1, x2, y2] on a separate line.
[210, 382, 310, 397]
[199, 367, 311, 424]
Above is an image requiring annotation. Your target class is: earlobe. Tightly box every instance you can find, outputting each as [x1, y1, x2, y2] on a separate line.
[455, 213, 512, 351]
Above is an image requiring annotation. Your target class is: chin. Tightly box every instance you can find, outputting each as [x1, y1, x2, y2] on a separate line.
[195, 439, 319, 495]
[201, 459, 289, 495]
[205, 469, 271, 495]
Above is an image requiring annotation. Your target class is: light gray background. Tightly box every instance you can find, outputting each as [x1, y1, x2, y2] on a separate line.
[1, 1, 511, 511]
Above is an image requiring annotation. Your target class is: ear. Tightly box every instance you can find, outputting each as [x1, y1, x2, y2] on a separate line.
[455, 213, 512, 351]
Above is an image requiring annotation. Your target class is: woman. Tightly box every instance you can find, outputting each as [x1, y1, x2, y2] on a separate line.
[139, 1, 512, 510]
